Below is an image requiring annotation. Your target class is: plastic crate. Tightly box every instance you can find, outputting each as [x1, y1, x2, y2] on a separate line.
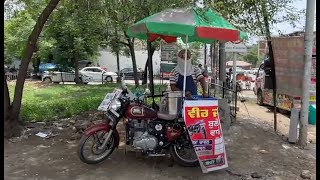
[308, 105, 316, 125]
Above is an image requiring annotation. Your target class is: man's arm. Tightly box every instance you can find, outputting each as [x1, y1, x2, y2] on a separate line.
[199, 78, 207, 93]
[169, 70, 180, 91]
[195, 67, 208, 97]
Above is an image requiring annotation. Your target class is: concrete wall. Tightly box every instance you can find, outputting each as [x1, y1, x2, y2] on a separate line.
[97, 47, 206, 75]
[97, 50, 162, 75]
[6, 59, 33, 71]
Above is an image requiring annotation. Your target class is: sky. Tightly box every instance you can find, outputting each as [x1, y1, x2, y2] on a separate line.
[248, 0, 317, 44]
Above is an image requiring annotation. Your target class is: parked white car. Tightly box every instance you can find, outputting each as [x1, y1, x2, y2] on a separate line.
[80, 67, 118, 82]
[42, 67, 92, 84]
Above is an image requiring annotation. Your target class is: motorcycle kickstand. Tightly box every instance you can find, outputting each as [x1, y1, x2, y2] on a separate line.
[168, 157, 174, 167]
[167, 153, 174, 167]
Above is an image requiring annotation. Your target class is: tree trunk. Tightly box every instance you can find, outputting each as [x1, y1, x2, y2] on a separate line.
[32, 57, 41, 73]
[4, 72, 10, 118]
[4, 72, 21, 137]
[5, 0, 61, 138]
[260, 0, 277, 133]
[127, 39, 139, 87]
[116, 49, 120, 82]
[142, 45, 156, 85]
[115, 29, 120, 83]
[74, 51, 81, 84]
[124, 32, 139, 87]
[142, 60, 148, 85]
[204, 44, 207, 65]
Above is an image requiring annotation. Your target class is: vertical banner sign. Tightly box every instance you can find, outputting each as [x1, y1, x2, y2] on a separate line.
[184, 100, 228, 173]
[271, 36, 305, 97]
[160, 43, 178, 62]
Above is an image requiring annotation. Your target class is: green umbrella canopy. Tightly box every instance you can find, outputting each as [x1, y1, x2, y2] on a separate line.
[127, 7, 248, 43]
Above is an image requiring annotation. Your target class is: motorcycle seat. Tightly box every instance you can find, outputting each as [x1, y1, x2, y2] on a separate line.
[157, 112, 176, 121]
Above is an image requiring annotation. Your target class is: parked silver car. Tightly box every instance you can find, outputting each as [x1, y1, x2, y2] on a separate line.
[42, 67, 92, 84]
[80, 67, 118, 83]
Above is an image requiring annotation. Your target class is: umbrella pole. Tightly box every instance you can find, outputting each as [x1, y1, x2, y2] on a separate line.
[183, 36, 189, 97]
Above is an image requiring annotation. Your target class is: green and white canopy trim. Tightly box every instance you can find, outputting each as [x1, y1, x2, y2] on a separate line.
[127, 7, 248, 43]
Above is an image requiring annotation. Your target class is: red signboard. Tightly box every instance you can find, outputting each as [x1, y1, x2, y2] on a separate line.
[184, 100, 228, 173]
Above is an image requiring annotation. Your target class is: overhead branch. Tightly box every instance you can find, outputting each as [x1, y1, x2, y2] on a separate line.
[116, 40, 130, 46]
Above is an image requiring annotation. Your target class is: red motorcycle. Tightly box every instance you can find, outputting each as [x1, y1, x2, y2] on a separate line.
[77, 82, 199, 167]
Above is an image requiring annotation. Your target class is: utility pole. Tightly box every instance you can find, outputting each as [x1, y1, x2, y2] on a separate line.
[298, 0, 315, 148]
[210, 43, 214, 79]
[214, 42, 219, 82]
[219, 42, 226, 96]
[232, 52, 237, 91]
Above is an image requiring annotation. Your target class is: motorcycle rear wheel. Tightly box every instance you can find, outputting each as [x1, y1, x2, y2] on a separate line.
[169, 144, 199, 167]
[78, 131, 116, 164]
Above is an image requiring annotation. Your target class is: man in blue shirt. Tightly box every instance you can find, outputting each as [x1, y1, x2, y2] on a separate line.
[170, 49, 208, 98]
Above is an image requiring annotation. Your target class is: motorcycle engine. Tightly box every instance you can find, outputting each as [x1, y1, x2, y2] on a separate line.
[132, 131, 157, 151]
[128, 120, 158, 151]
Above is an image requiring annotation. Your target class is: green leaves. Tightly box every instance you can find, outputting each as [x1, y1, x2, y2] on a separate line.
[5, 0, 196, 67]
[4, 10, 36, 63]
[212, 0, 304, 36]
[233, 44, 261, 67]
[45, 0, 106, 65]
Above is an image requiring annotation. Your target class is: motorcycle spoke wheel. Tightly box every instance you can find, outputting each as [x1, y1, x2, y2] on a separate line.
[78, 131, 115, 164]
[173, 144, 198, 163]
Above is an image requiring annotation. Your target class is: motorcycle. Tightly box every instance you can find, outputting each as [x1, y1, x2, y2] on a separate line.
[77, 80, 199, 167]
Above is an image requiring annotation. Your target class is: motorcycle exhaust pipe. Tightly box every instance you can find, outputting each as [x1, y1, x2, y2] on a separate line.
[148, 154, 166, 157]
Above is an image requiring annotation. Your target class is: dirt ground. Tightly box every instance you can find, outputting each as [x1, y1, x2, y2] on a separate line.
[239, 90, 317, 146]
[4, 91, 317, 180]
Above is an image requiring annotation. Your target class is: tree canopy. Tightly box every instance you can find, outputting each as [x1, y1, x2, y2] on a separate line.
[209, 0, 305, 36]
[4, 10, 35, 64]
[44, 0, 106, 67]
[241, 44, 260, 67]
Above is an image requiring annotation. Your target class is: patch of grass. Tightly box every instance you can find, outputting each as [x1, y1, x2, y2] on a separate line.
[8, 82, 167, 122]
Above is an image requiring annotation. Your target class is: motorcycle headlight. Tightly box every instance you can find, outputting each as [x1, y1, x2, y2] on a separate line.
[110, 98, 121, 110]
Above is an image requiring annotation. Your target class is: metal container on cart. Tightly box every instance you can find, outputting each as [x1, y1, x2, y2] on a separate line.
[160, 91, 218, 115]
[162, 91, 183, 115]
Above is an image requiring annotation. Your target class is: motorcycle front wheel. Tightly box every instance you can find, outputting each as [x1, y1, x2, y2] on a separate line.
[78, 130, 116, 164]
[169, 144, 199, 167]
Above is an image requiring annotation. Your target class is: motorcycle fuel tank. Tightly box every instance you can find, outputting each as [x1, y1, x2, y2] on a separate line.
[125, 103, 157, 120]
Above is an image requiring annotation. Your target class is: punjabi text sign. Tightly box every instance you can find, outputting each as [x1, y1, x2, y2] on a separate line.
[184, 100, 228, 173]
